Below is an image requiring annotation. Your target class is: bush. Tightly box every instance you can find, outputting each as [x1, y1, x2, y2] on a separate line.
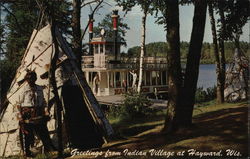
[107, 93, 156, 120]
[195, 86, 216, 103]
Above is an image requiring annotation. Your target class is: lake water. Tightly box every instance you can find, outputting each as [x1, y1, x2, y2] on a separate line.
[198, 64, 216, 89]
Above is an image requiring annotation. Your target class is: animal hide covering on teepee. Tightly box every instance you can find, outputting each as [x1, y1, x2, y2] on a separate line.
[0, 24, 113, 157]
[224, 48, 249, 102]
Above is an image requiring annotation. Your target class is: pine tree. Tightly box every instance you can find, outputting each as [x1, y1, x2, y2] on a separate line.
[93, 13, 130, 46]
[0, 0, 71, 99]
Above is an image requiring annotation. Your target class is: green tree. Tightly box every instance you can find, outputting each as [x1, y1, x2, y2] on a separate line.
[0, 24, 5, 58]
[127, 46, 140, 57]
[163, 0, 183, 132]
[155, 0, 207, 131]
[1, 1, 38, 100]
[154, 0, 183, 133]
[93, 13, 130, 46]
[180, 41, 189, 59]
[0, 4, 5, 57]
[127, 41, 248, 64]
[208, 2, 224, 104]
[222, 0, 250, 98]
[146, 42, 168, 57]
[0, 0, 71, 100]
[127, 42, 168, 57]
[217, 1, 226, 104]
[222, 0, 249, 49]
[206, 0, 249, 104]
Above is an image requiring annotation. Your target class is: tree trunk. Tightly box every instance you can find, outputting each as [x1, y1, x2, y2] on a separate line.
[137, 10, 147, 93]
[179, 0, 207, 126]
[72, 0, 82, 69]
[218, 2, 226, 103]
[208, 3, 223, 104]
[162, 0, 182, 133]
[234, 33, 241, 50]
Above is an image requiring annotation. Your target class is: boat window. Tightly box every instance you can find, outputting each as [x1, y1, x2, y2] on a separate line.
[152, 71, 157, 85]
[146, 71, 151, 85]
[109, 72, 114, 88]
[100, 44, 104, 54]
[157, 71, 161, 85]
[94, 44, 98, 54]
[89, 72, 92, 85]
[115, 72, 121, 87]
[128, 72, 133, 87]
[105, 44, 113, 54]
[162, 71, 167, 85]
[142, 71, 145, 86]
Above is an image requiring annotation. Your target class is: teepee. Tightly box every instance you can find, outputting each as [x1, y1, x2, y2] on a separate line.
[0, 24, 113, 157]
[224, 48, 249, 102]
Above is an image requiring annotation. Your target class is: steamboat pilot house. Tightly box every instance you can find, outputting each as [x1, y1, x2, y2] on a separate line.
[82, 10, 168, 96]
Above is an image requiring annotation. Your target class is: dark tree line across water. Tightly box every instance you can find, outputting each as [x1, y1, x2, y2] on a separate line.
[126, 41, 250, 64]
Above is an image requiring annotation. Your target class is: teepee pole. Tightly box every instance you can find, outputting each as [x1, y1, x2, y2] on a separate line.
[50, 27, 63, 158]
[47, 3, 63, 158]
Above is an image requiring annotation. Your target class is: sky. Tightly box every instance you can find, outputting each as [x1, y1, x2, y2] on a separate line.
[81, 0, 249, 52]
[0, 1, 248, 53]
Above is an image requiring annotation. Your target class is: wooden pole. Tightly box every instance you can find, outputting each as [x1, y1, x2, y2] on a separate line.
[48, 4, 64, 158]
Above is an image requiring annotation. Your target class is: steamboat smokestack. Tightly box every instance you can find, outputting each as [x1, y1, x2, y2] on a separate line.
[89, 14, 94, 55]
[112, 10, 119, 60]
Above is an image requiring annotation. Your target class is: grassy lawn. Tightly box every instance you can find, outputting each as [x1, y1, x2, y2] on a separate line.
[96, 101, 248, 159]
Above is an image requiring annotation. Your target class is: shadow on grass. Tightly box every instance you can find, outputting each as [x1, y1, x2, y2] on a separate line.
[109, 112, 165, 138]
[104, 104, 248, 157]
[119, 123, 163, 137]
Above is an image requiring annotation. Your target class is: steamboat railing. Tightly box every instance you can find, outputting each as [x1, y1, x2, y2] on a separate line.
[82, 55, 167, 70]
